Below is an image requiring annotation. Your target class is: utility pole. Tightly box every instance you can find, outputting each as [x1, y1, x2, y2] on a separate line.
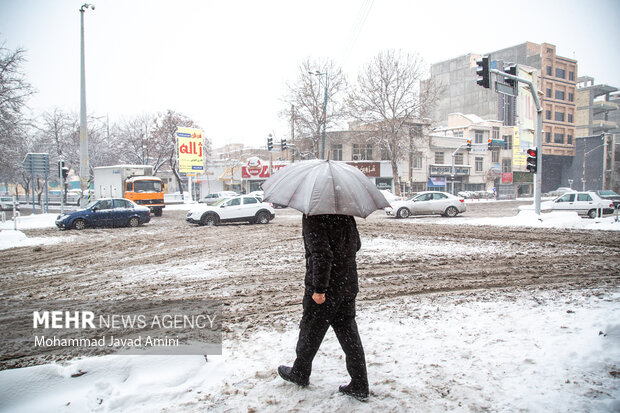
[79, 3, 95, 201]
[290, 104, 295, 163]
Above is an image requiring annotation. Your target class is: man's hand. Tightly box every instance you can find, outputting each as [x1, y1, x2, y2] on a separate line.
[312, 292, 326, 305]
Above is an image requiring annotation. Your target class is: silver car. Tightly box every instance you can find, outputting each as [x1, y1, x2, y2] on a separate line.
[545, 191, 615, 218]
[386, 191, 466, 218]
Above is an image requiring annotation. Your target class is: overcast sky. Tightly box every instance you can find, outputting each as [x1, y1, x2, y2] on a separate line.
[1, 0, 619, 149]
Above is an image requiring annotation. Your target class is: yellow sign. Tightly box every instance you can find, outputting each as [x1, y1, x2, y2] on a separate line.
[177, 127, 204, 173]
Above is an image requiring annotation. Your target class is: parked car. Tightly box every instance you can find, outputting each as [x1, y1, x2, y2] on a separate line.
[379, 189, 403, 204]
[55, 198, 151, 230]
[186, 195, 275, 226]
[595, 190, 620, 209]
[385, 191, 466, 218]
[545, 187, 573, 197]
[199, 191, 238, 205]
[0, 196, 19, 211]
[543, 191, 615, 218]
[248, 191, 264, 201]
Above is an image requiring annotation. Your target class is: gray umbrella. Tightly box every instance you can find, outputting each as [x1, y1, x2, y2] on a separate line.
[261, 159, 390, 218]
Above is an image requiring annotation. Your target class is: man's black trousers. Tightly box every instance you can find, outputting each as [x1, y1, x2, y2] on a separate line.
[291, 292, 368, 391]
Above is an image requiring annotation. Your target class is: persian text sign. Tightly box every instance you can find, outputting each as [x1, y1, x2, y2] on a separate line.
[177, 127, 204, 173]
[347, 162, 380, 177]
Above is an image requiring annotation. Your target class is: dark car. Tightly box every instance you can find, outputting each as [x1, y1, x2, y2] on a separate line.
[55, 198, 151, 230]
[596, 190, 620, 209]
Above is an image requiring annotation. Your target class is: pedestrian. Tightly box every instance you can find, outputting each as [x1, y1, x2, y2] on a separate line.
[278, 213, 369, 401]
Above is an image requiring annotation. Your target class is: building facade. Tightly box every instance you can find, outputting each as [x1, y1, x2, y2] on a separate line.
[430, 42, 578, 192]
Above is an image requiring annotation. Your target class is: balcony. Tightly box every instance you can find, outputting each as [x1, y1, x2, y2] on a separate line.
[592, 100, 619, 115]
[592, 120, 618, 133]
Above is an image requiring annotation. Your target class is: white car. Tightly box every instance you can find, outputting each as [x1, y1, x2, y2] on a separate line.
[0, 196, 19, 211]
[199, 191, 238, 205]
[385, 191, 466, 218]
[186, 195, 275, 226]
[543, 191, 615, 218]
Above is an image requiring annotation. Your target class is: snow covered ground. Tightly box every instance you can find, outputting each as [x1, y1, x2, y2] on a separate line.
[0, 288, 617, 412]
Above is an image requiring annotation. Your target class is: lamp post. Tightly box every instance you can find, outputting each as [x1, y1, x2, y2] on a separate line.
[79, 3, 95, 201]
[309, 71, 328, 159]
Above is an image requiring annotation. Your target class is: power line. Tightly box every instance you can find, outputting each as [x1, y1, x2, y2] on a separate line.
[339, 0, 374, 67]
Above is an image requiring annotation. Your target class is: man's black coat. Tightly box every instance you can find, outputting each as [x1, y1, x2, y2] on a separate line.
[302, 214, 361, 296]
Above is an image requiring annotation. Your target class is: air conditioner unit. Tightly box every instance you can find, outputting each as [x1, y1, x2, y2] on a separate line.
[352, 155, 360, 161]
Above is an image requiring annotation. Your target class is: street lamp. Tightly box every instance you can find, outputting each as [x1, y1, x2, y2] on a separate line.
[309, 70, 328, 159]
[79, 3, 95, 200]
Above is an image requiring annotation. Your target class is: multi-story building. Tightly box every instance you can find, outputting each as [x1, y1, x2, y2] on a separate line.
[430, 42, 578, 192]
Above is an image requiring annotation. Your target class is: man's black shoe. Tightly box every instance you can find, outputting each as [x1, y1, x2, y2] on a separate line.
[277, 365, 309, 387]
[339, 384, 369, 401]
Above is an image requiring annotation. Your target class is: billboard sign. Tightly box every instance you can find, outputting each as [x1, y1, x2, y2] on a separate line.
[177, 127, 204, 173]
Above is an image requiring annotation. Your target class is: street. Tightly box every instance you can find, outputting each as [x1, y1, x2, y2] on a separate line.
[1, 202, 619, 369]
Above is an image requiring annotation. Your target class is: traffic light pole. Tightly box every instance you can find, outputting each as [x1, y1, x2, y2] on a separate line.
[490, 69, 543, 215]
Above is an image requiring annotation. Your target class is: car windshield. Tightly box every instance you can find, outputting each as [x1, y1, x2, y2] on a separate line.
[213, 198, 230, 206]
[83, 200, 99, 210]
[599, 190, 618, 196]
[134, 180, 162, 193]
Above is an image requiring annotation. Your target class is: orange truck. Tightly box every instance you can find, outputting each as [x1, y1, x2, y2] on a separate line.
[93, 165, 165, 216]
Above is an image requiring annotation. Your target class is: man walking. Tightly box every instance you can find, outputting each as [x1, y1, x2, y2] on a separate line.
[278, 214, 369, 401]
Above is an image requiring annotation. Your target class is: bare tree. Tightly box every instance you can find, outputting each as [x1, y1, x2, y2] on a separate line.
[283, 58, 347, 158]
[151, 110, 203, 194]
[0, 42, 35, 186]
[347, 50, 441, 195]
[115, 113, 166, 169]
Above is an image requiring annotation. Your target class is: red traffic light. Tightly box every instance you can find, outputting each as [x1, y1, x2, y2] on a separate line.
[527, 148, 537, 157]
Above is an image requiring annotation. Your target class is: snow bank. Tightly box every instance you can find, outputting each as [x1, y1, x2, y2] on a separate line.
[0, 230, 66, 251]
[0, 213, 57, 231]
[439, 210, 620, 231]
[1, 288, 617, 412]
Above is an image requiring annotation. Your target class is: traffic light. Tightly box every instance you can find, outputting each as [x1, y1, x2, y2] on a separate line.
[267, 136, 273, 151]
[58, 160, 68, 179]
[476, 56, 490, 89]
[466, 139, 472, 151]
[504, 64, 517, 88]
[62, 166, 69, 179]
[488, 138, 493, 150]
[281, 139, 287, 151]
[526, 148, 538, 173]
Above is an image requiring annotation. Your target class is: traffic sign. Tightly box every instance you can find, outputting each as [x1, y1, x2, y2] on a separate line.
[495, 81, 516, 96]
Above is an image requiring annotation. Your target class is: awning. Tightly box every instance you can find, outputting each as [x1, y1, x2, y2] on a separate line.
[219, 166, 239, 182]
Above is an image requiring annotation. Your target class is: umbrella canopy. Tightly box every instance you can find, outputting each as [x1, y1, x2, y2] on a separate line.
[262, 159, 391, 218]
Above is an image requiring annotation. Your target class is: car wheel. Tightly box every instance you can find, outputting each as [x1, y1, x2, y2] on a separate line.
[444, 206, 458, 217]
[201, 213, 219, 226]
[255, 211, 270, 224]
[128, 217, 140, 227]
[72, 219, 86, 230]
[154, 208, 163, 217]
[397, 208, 410, 218]
[587, 209, 597, 219]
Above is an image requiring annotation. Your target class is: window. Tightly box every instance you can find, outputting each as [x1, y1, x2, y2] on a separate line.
[453, 130, 463, 137]
[545, 132, 551, 143]
[568, 113, 573, 123]
[435, 152, 444, 164]
[577, 193, 592, 202]
[380, 147, 390, 161]
[413, 154, 423, 169]
[503, 134, 513, 150]
[567, 134, 573, 145]
[492, 127, 500, 139]
[409, 125, 423, 137]
[454, 153, 464, 165]
[353, 144, 373, 160]
[97, 200, 113, 210]
[226, 198, 241, 206]
[555, 68, 566, 79]
[243, 197, 258, 204]
[546, 88, 552, 98]
[554, 133, 564, 144]
[475, 157, 483, 172]
[502, 159, 512, 173]
[331, 144, 342, 161]
[546, 66, 553, 76]
[546, 110, 552, 120]
[555, 112, 565, 122]
[568, 93, 574, 102]
[113, 199, 131, 209]
[492, 150, 499, 163]
[569, 71, 575, 81]
[134, 180, 162, 192]
[125, 182, 133, 191]
[555, 90, 566, 100]
[475, 130, 484, 144]
[557, 194, 575, 203]
[432, 193, 448, 200]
